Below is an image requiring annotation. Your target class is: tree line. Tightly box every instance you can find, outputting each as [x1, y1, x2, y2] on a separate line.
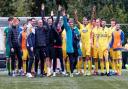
[0, 0, 128, 23]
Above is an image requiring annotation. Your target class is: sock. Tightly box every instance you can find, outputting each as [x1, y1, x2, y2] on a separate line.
[31, 63, 34, 73]
[84, 61, 87, 73]
[112, 60, 115, 72]
[66, 60, 70, 73]
[119, 61, 122, 75]
[106, 61, 109, 73]
[44, 63, 47, 73]
[115, 61, 119, 73]
[23, 61, 26, 73]
[7, 59, 10, 73]
[47, 67, 51, 75]
[76, 60, 79, 72]
[77, 59, 82, 73]
[88, 60, 91, 73]
[109, 60, 112, 68]
[90, 59, 92, 73]
[100, 61, 104, 73]
[95, 61, 98, 72]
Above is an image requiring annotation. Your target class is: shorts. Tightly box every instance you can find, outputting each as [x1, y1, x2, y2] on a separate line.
[110, 48, 114, 59]
[81, 45, 91, 57]
[45, 46, 54, 59]
[93, 47, 99, 59]
[113, 50, 122, 60]
[5, 44, 10, 58]
[22, 49, 28, 60]
[99, 49, 108, 59]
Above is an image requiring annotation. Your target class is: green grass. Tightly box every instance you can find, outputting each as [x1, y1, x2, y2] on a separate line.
[0, 71, 128, 89]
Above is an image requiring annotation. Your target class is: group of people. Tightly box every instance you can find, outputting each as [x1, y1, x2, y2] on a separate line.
[3, 4, 127, 78]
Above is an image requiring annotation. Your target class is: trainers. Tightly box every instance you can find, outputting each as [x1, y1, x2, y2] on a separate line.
[106, 72, 111, 76]
[12, 71, 16, 77]
[100, 73, 105, 76]
[86, 72, 91, 76]
[47, 72, 52, 77]
[47, 68, 52, 77]
[62, 72, 68, 76]
[75, 72, 80, 75]
[125, 64, 128, 69]
[8, 72, 11, 76]
[93, 71, 99, 76]
[70, 73, 73, 77]
[26, 73, 33, 78]
[53, 72, 56, 77]
[18, 69, 24, 76]
[84, 71, 88, 76]
[110, 71, 116, 76]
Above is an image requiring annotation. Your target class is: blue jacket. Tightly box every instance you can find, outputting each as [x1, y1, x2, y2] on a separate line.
[27, 33, 35, 48]
[63, 16, 80, 53]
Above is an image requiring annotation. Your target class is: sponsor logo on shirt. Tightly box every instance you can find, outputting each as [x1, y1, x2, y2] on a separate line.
[82, 29, 88, 33]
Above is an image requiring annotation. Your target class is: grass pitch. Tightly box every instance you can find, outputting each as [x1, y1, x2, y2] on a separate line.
[0, 70, 128, 89]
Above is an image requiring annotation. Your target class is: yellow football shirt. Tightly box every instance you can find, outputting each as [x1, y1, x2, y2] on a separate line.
[78, 22, 91, 45]
[92, 26, 102, 48]
[98, 26, 109, 50]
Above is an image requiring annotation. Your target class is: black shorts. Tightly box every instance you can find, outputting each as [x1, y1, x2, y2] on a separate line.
[45, 45, 54, 59]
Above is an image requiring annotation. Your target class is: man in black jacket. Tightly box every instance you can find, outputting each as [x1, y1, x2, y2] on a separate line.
[8, 17, 22, 77]
[34, 19, 48, 77]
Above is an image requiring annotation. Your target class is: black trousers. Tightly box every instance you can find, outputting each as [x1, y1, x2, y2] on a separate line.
[35, 47, 46, 75]
[67, 51, 78, 73]
[10, 47, 22, 70]
[27, 47, 35, 73]
[53, 48, 64, 72]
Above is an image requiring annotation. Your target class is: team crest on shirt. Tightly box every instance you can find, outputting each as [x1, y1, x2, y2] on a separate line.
[82, 29, 88, 33]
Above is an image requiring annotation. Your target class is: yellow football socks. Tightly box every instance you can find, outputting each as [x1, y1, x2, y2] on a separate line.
[106, 61, 109, 73]
[23, 61, 26, 73]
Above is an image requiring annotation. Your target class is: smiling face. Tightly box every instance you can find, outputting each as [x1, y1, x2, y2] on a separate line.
[31, 19, 36, 26]
[116, 24, 120, 31]
[23, 24, 27, 31]
[12, 17, 19, 26]
[96, 19, 101, 27]
[111, 20, 116, 27]
[91, 19, 96, 27]
[101, 20, 106, 27]
[47, 18, 53, 26]
[82, 17, 88, 25]
[38, 20, 43, 27]
[68, 18, 74, 28]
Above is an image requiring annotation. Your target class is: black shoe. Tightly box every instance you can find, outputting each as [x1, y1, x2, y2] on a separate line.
[101, 73, 105, 76]
[8, 72, 12, 76]
[41, 74, 45, 77]
[107, 72, 111, 76]
[34, 73, 37, 77]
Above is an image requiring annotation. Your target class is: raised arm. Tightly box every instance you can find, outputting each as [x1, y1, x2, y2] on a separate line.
[41, 3, 45, 20]
[54, 5, 62, 27]
[41, 3, 48, 25]
[62, 10, 70, 31]
[74, 9, 83, 30]
[74, 9, 79, 24]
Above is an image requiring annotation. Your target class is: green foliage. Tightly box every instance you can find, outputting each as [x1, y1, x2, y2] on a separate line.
[0, 0, 128, 23]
